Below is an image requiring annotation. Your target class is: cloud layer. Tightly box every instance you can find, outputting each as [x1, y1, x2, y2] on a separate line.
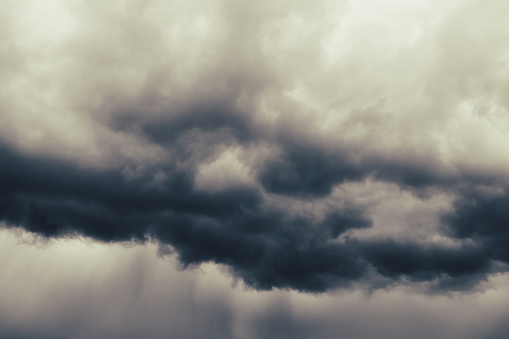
[2, 0, 509, 293]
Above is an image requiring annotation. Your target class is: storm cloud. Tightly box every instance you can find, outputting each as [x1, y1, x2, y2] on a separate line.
[2, 0, 509, 301]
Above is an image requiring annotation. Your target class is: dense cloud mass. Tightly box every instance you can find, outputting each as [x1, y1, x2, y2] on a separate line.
[2, 0, 509, 296]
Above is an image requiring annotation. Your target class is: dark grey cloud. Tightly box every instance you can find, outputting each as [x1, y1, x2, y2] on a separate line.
[362, 240, 492, 291]
[257, 136, 460, 198]
[0, 142, 370, 292]
[1, 137, 507, 293]
[443, 191, 509, 264]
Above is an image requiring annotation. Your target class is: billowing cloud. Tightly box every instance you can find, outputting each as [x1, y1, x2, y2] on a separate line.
[2, 0, 509, 296]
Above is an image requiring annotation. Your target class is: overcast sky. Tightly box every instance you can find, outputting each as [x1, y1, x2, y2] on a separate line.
[2, 0, 509, 338]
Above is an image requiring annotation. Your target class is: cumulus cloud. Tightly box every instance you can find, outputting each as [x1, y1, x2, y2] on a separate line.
[2, 0, 509, 296]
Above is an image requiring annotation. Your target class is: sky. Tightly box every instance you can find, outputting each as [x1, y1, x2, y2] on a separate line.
[1, 0, 509, 338]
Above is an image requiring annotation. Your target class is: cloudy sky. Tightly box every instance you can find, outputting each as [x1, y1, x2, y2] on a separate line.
[2, 0, 509, 337]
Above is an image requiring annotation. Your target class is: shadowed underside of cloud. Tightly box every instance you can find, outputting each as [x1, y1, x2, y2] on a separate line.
[1, 139, 507, 293]
[443, 193, 509, 264]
